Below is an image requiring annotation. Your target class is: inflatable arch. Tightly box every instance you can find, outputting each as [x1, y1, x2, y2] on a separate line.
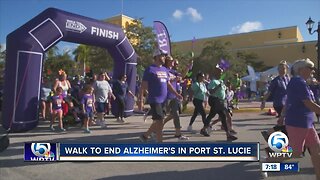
[2, 8, 137, 132]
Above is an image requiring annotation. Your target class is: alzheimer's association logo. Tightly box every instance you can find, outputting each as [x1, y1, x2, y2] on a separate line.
[66, 19, 87, 33]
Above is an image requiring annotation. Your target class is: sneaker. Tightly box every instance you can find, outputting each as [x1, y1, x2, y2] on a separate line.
[49, 125, 55, 131]
[139, 134, 148, 142]
[230, 129, 237, 135]
[174, 135, 189, 140]
[200, 128, 210, 137]
[84, 129, 91, 133]
[58, 128, 66, 132]
[261, 131, 269, 142]
[227, 135, 238, 141]
[187, 125, 193, 132]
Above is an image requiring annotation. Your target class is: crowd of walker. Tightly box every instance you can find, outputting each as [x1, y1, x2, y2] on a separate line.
[40, 49, 319, 178]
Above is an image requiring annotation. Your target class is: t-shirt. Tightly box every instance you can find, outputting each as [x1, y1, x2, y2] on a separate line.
[167, 68, 179, 100]
[81, 94, 94, 113]
[93, 80, 112, 103]
[191, 81, 207, 101]
[41, 84, 51, 101]
[208, 79, 226, 100]
[268, 75, 289, 107]
[51, 95, 63, 110]
[285, 76, 314, 128]
[143, 64, 169, 104]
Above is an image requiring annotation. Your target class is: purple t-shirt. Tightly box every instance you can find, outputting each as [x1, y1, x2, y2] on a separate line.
[81, 94, 94, 113]
[285, 76, 314, 128]
[268, 75, 289, 107]
[143, 64, 169, 104]
[167, 68, 179, 100]
[51, 95, 63, 110]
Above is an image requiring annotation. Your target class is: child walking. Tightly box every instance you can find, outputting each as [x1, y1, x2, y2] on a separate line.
[49, 87, 66, 132]
[81, 85, 96, 133]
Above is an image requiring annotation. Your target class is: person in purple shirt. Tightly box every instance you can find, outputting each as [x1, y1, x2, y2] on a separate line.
[282, 59, 320, 179]
[49, 87, 65, 132]
[163, 56, 189, 140]
[81, 85, 96, 133]
[261, 60, 290, 117]
[139, 49, 183, 143]
[308, 76, 320, 123]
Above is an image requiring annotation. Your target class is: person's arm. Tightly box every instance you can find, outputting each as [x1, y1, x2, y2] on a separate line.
[167, 81, 183, 99]
[53, 80, 59, 92]
[303, 99, 320, 114]
[139, 81, 148, 107]
[128, 90, 135, 97]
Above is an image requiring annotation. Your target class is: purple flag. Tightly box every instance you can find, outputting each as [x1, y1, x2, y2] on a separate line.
[218, 58, 230, 71]
[153, 21, 171, 55]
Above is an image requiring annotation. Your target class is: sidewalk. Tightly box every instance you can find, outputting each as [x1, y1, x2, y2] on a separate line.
[0, 103, 318, 180]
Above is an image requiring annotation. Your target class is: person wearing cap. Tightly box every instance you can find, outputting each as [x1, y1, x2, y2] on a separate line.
[163, 55, 189, 140]
[188, 72, 208, 132]
[202, 67, 238, 141]
[261, 60, 290, 116]
[139, 49, 183, 143]
[277, 59, 320, 179]
[231, 73, 242, 109]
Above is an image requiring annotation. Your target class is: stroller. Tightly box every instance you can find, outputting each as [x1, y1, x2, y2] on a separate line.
[62, 95, 84, 129]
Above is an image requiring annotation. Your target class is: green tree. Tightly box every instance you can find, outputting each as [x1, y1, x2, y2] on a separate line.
[125, 18, 157, 68]
[236, 51, 270, 72]
[73, 44, 90, 76]
[44, 49, 76, 79]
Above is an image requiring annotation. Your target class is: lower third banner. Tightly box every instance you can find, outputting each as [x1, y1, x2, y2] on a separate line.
[56, 143, 259, 161]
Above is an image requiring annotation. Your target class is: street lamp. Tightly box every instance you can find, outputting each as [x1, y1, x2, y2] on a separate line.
[305, 17, 320, 79]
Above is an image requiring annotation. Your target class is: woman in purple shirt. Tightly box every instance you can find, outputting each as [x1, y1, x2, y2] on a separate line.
[284, 58, 320, 179]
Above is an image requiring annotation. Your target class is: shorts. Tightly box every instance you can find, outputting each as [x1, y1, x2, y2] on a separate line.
[150, 103, 165, 120]
[286, 125, 320, 155]
[53, 109, 63, 114]
[84, 111, 94, 119]
[96, 102, 106, 113]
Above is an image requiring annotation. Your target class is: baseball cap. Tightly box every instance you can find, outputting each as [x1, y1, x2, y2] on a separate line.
[153, 49, 167, 57]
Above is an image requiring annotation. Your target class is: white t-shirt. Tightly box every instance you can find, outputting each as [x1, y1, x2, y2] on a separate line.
[93, 80, 112, 103]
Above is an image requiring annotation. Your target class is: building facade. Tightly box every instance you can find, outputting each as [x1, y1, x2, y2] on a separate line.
[173, 26, 317, 67]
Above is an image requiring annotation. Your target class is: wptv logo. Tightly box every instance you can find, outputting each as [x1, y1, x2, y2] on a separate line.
[25, 143, 56, 161]
[268, 132, 293, 158]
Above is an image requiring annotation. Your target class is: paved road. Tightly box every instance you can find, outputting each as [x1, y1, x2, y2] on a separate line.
[0, 102, 319, 180]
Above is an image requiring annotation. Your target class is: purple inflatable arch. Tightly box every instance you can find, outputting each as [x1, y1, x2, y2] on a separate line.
[2, 8, 137, 132]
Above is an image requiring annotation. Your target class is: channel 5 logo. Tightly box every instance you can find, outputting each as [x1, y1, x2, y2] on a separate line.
[25, 143, 56, 161]
[268, 132, 292, 153]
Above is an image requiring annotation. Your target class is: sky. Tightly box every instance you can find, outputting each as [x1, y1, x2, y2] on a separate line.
[0, 0, 319, 52]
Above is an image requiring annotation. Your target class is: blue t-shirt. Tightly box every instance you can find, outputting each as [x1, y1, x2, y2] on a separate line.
[285, 76, 314, 128]
[143, 64, 169, 104]
[268, 75, 289, 107]
[167, 68, 179, 100]
[81, 94, 94, 113]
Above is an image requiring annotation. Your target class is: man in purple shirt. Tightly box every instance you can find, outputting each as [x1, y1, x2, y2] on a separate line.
[261, 60, 290, 117]
[139, 49, 182, 143]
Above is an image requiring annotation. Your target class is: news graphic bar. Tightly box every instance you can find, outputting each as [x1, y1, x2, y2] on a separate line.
[261, 162, 299, 172]
[280, 162, 299, 172]
[57, 143, 259, 161]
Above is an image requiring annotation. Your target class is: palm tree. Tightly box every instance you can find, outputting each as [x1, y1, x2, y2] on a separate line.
[73, 44, 90, 76]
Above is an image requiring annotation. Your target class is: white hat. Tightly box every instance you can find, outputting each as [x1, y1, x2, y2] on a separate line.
[153, 49, 167, 57]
